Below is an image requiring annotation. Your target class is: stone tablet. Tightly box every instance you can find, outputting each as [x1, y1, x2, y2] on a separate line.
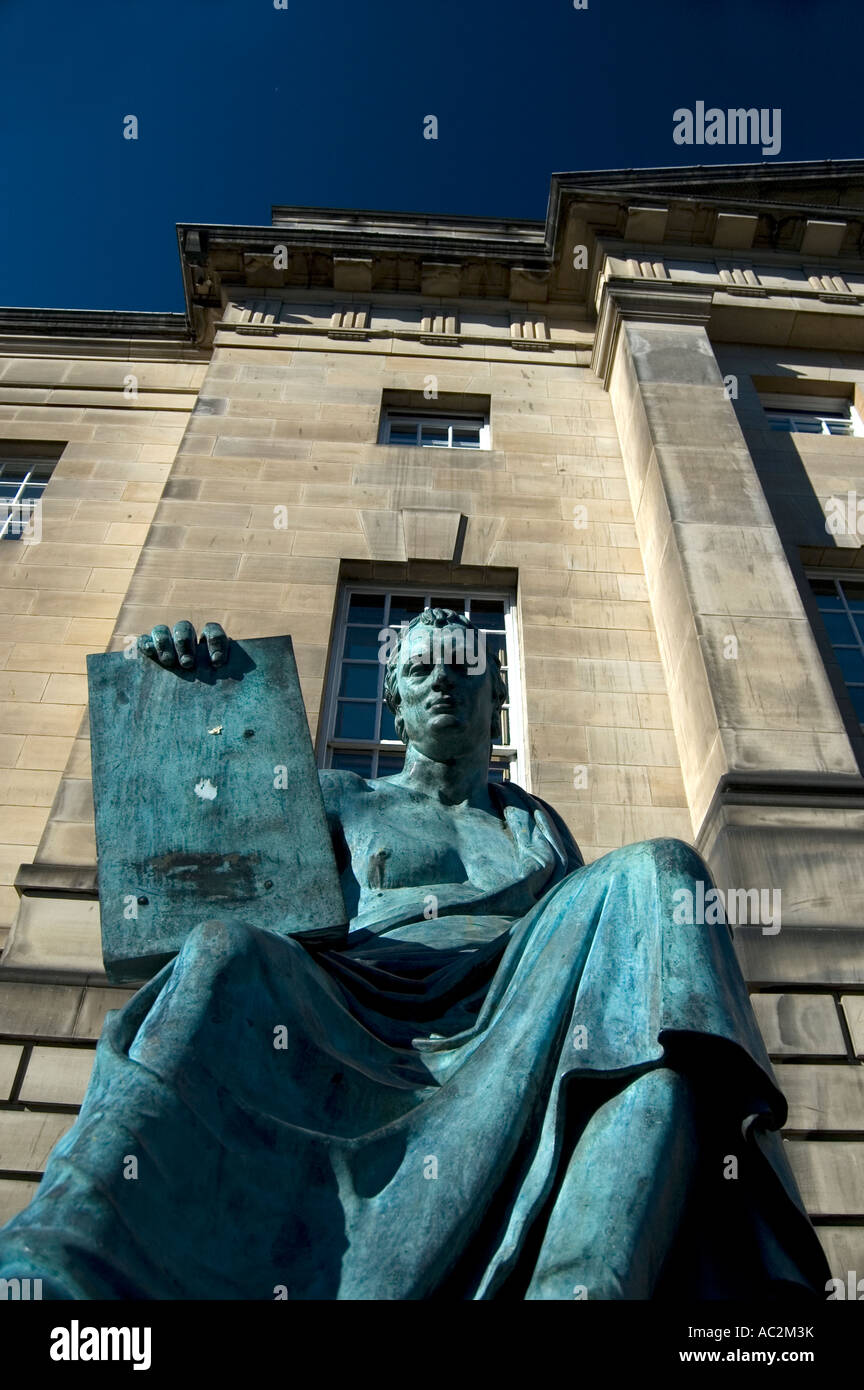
[87, 634, 348, 984]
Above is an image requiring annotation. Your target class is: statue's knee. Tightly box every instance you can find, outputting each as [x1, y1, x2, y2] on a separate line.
[637, 837, 707, 880]
[184, 915, 258, 963]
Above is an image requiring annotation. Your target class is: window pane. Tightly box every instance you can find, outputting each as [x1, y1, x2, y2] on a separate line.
[485, 633, 507, 665]
[497, 708, 510, 745]
[339, 664, 379, 699]
[343, 628, 382, 661]
[335, 701, 377, 740]
[835, 648, 864, 683]
[822, 612, 857, 644]
[841, 583, 864, 611]
[389, 595, 425, 626]
[348, 593, 386, 625]
[379, 705, 397, 741]
[376, 753, 405, 776]
[469, 599, 506, 630]
[430, 596, 465, 613]
[848, 686, 864, 721]
[420, 425, 449, 447]
[452, 428, 480, 448]
[794, 418, 824, 433]
[388, 425, 417, 446]
[810, 579, 838, 599]
[331, 751, 374, 776]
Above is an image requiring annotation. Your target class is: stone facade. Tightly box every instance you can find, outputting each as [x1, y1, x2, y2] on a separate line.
[1, 161, 863, 1283]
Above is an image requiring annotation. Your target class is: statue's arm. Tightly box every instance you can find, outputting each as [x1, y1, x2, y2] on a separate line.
[529, 791, 585, 871]
[318, 770, 365, 918]
[318, 770, 355, 875]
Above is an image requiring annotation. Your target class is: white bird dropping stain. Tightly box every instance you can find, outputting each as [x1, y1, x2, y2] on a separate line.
[194, 778, 218, 801]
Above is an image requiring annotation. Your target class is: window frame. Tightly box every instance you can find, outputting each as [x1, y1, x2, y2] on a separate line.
[379, 408, 491, 450]
[319, 583, 524, 783]
[0, 456, 57, 541]
[806, 571, 864, 727]
[760, 393, 864, 437]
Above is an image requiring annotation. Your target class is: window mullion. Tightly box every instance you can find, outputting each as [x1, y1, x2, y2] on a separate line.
[0, 470, 32, 540]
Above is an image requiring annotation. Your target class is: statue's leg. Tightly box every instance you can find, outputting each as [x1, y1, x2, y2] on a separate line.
[525, 1067, 698, 1300]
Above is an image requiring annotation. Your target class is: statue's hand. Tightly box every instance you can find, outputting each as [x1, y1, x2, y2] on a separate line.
[137, 620, 230, 670]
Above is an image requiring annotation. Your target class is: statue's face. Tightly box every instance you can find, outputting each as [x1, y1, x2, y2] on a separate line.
[395, 622, 495, 762]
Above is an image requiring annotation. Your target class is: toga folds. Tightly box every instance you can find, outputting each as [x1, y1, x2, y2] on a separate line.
[0, 779, 829, 1299]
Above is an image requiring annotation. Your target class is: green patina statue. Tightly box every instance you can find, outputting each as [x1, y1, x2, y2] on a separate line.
[0, 608, 830, 1298]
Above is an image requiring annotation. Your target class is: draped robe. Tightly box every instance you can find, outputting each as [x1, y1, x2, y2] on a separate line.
[0, 779, 829, 1299]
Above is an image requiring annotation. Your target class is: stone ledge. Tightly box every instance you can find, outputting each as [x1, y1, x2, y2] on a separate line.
[736, 927, 864, 987]
[699, 772, 864, 832]
[13, 863, 98, 898]
[0, 967, 109, 987]
[0, 308, 192, 339]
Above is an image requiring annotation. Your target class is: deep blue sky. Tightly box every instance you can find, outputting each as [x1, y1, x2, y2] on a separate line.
[0, 0, 861, 312]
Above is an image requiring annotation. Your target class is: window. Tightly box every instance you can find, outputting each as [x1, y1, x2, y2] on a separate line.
[379, 409, 490, 449]
[809, 577, 864, 724]
[320, 587, 523, 782]
[760, 394, 863, 437]
[765, 410, 855, 436]
[0, 452, 58, 540]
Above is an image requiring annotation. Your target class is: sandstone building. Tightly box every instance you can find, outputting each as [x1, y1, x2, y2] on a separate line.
[1, 158, 864, 1285]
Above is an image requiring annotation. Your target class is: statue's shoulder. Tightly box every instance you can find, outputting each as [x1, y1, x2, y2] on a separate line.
[319, 766, 366, 800]
[318, 768, 382, 822]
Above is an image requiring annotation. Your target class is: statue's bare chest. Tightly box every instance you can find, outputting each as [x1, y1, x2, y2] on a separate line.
[342, 789, 517, 894]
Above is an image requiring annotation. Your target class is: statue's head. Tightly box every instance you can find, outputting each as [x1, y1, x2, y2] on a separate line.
[383, 607, 507, 760]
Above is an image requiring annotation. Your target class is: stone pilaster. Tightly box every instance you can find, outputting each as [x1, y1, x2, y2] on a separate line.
[597, 279, 864, 928]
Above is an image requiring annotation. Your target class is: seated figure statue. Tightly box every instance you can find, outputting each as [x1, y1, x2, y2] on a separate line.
[0, 607, 829, 1299]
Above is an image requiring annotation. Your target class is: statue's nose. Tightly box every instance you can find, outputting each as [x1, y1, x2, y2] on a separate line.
[431, 663, 454, 687]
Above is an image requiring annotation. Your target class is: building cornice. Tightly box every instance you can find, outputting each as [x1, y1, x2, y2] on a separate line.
[0, 307, 191, 338]
[173, 160, 864, 341]
[0, 307, 204, 359]
[4, 160, 864, 346]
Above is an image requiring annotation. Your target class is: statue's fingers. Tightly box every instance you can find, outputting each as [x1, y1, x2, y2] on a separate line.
[137, 633, 158, 660]
[202, 621, 229, 668]
[172, 620, 197, 669]
[151, 624, 176, 666]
